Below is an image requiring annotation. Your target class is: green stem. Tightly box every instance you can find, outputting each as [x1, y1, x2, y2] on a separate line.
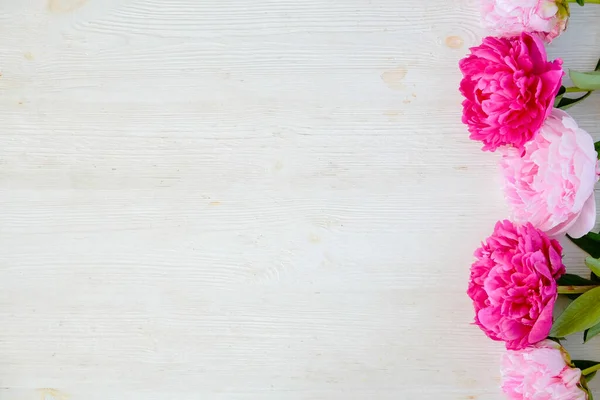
[567, 0, 600, 3]
[565, 87, 590, 93]
[557, 285, 599, 294]
[583, 363, 600, 376]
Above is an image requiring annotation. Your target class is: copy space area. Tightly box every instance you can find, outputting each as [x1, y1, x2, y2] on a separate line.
[1, 1, 599, 399]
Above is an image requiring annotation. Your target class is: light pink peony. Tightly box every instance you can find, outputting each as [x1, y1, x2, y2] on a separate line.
[481, 0, 569, 43]
[459, 33, 563, 152]
[501, 340, 588, 400]
[500, 109, 599, 239]
[467, 220, 565, 350]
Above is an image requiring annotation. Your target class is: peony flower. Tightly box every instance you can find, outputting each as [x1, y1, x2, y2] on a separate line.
[501, 340, 588, 400]
[467, 220, 565, 350]
[500, 109, 599, 239]
[481, 0, 569, 43]
[459, 33, 563, 152]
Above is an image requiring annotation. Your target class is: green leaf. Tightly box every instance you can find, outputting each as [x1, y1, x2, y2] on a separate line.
[573, 360, 600, 370]
[557, 273, 596, 286]
[585, 321, 600, 343]
[582, 379, 595, 400]
[557, 91, 593, 110]
[586, 257, 600, 277]
[547, 337, 566, 347]
[550, 286, 600, 337]
[579, 370, 596, 399]
[588, 372, 597, 383]
[577, 0, 585, 5]
[554, 86, 566, 108]
[570, 70, 600, 90]
[568, 232, 600, 258]
[595, 141, 600, 158]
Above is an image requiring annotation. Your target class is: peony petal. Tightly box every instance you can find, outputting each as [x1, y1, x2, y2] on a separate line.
[528, 294, 555, 343]
[567, 193, 597, 239]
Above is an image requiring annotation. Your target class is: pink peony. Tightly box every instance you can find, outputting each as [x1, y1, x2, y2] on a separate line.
[501, 340, 587, 400]
[467, 220, 565, 350]
[459, 33, 563, 152]
[500, 109, 599, 239]
[481, 0, 569, 43]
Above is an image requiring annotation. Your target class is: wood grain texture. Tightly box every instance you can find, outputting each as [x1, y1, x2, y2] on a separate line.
[0, 0, 599, 399]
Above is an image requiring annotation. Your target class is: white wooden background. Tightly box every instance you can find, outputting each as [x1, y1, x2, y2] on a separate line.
[1, 0, 599, 399]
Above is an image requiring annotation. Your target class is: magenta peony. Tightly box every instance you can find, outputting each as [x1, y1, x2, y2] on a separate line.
[500, 109, 599, 239]
[501, 340, 587, 400]
[467, 220, 565, 350]
[481, 0, 569, 43]
[459, 33, 563, 152]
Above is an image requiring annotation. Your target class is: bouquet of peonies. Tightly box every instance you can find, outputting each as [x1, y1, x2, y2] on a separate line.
[462, 1, 600, 399]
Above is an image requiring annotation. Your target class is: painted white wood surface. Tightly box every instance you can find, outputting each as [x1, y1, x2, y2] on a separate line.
[0, 0, 599, 399]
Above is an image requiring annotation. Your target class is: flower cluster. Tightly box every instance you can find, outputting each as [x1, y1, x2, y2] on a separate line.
[461, 1, 600, 399]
